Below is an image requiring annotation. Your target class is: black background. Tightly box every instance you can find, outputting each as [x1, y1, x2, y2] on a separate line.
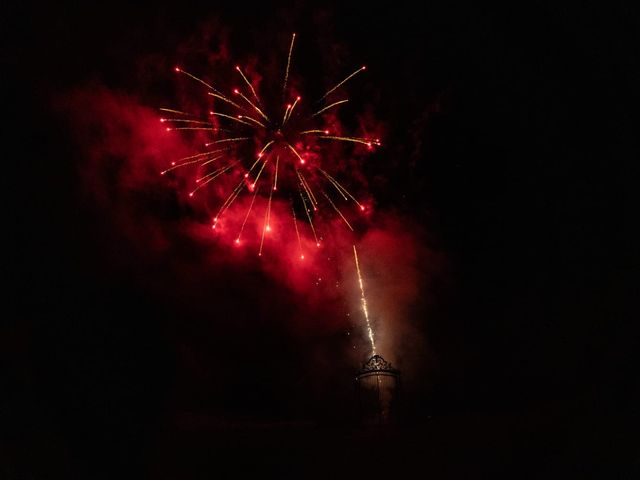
[4, 1, 639, 478]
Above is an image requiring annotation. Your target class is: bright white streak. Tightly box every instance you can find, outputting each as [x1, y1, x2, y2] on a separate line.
[353, 245, 376, 355]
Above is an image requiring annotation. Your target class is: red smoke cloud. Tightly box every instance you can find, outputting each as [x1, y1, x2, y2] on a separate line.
[56, 29, 444, 372]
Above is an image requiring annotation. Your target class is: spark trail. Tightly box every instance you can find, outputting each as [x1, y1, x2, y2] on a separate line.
[161, 33, 381, 257]
[353, 244, 376, 355]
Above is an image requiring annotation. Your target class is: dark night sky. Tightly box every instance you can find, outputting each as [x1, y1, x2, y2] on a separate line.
[4, 1, 639, 478]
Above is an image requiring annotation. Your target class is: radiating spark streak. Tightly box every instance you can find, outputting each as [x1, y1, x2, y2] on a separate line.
[319, 66, 366, 101]
[299, 189, 319, 245]
[237, 185, 260, 241]
[234, 90, 270, 122]
[161, 158, 203, 174]
[245, 141, 274, 176]
[252, 156, 268, 186]
[273, 155, 279, 191]
[300, 129, 330, 135]
[320, 171, 348, 200]
[281, 104, 291, 126]
[235, 66, 261, 104]
[297, 169, 318, 207]
[259, 179, 275, 256]
[218, 183, 244, 215]
[161, 150, 228, 175]
[214, 179, 246, 223]
[238, 115, 266, 128]
[195, 157, 231, 179]
[190, 162, 237, 195]
[292, 203, 303, 259]
[173, 148, 228, 163]
[222, 187, 244, 218]
[301, 179, 317, 209]
[267, 177, 274, 226]
[168, 35, 378, 252]
[296, 169, 315, 208]
[209, 111, 254, 127]
[319, 135, 377, 146]
[318, 167, 364, 208]
[159, 107, 192, 116]
[207, 92, 243, 110]
[175, 67, 224, 95]
[218, 166, 259, 216]
[258, 140, 275, 157]
[286, 143, 305, 164]
[163, 122, 232, 132]
[282, 33, 296, 99]
[189, 176, 217, 196]
[311, 99, 348, 117]
[200, 154, 225, 167]
[283, 96, 300, 125]
[166, 127, 220, 132]
[247, 157, 262, 174]
[205, 137, 250, 147]
[353, 245, 376, 355]
[322, 190, 353, 230]
[161, 118, 213, 125]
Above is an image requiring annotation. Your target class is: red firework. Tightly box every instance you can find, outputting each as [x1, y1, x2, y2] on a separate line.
[160, 33, 381, 258]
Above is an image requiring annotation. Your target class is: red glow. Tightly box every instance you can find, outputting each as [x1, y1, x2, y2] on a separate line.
[60, 36, 414, 344]
[156, 34, 382, 258]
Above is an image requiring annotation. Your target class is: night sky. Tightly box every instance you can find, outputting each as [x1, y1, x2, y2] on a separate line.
[5, 1, 639, 478]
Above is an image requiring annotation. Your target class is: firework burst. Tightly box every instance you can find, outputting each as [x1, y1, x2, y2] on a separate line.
[160, 33, 381, 258]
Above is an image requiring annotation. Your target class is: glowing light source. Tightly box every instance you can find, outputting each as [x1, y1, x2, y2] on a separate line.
[353, 245, 376, 356]
[161, 33, 378, 255]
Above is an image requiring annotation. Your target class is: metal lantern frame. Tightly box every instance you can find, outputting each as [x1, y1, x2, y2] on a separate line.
[356, 354, 401, 426]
